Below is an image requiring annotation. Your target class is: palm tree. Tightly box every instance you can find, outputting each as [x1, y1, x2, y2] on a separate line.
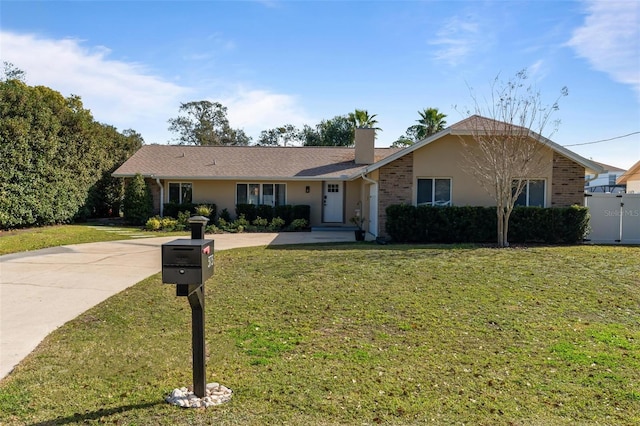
[348, 109, 381, 130]
[414, 107, 447, 140]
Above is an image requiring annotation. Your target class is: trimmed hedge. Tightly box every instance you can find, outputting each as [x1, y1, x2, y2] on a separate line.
[236, 204, 310, 226]
[163, 202, 217, 224]
[385, 204, 589, 244]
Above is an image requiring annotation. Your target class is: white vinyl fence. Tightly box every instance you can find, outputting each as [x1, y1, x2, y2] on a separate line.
[585, 193, 640, 244]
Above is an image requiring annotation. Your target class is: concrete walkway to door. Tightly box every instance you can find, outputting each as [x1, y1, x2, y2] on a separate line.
[0, 231, 355, 380]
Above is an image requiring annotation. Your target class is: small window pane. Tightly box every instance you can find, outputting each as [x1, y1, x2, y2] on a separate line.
[237, 184, 248, 204]
[417, 179, 433, 205]
[434, 179, 451, 206]
[263, 184, 274, 206]
[181, 183, 192, 203]
[528, 180, 545, 207]
[275, 184, 286, 206]
[248, 184, 260, 205]
[169, 183, 180, 203]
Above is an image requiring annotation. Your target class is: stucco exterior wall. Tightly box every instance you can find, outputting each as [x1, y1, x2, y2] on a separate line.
[551, 153, 586, 207]
[344, 180, 363, 226]
[411, 135, 554, 207]
[626, 180, 640, 194]
[163, 179, 331, 227]
[376, 135, 564, 237]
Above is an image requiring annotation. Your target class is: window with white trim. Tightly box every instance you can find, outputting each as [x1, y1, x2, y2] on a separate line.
[514, 179, 545, 207]
[236, 183, 286, 206]
[417, 178, 451, 206]
[168, 182, 192, 203]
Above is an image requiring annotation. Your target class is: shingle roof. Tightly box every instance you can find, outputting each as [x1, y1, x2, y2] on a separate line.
[112, 145, 401, 180]
[358, 115, 605, 175]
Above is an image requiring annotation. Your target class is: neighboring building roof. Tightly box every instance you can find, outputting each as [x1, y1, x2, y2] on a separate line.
[112, 145, 401, 181]
[592, 161, 626, 173]
[362, 115, 605, 175]
[617, 159, 640, 184]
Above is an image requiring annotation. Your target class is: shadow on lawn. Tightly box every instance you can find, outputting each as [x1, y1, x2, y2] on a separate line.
[28, 401, 162, 426]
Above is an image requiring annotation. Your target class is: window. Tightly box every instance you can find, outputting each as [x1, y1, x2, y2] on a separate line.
[236, 183, 286, 206]
[417, 178, 451, 206]
[514, 179, 545, 207]
[168, 182, 192, 203]
[327, 184, 340, 193]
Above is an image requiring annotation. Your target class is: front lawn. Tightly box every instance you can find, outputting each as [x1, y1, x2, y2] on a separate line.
[0, 223, 188, 256]
[0, 244, 638, 425]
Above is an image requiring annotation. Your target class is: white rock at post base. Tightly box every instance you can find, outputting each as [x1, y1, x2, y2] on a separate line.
[166, 382, 233, 409]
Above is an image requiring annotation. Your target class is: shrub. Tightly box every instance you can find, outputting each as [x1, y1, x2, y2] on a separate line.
[292, 205, 311, 223]
[176, 211, 191, 231]
[164, 202, 216, 223]
[234, 214, 250, 229]
[275, 205, 293, 224]
[256, 204, 274, 221]
[161, 217, 178, 231]
[236, 204, 257, 222]
[289, 218, 309, 231]
[195, 204, 211, 217]
[123, 174, 153, 225]
[386, 205, 589, 245]
[145, 216, 162, 231]
[253, 217, 269, 228]
[269, 217, 286, 231]
[219, 208, 231, 223]
[205, 224, 222, 234]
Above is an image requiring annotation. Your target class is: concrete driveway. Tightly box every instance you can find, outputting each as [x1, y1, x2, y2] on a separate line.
[0, 231, 354, 380]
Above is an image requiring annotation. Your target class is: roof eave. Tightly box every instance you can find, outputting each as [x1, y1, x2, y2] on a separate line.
[111, 173, 355, 182]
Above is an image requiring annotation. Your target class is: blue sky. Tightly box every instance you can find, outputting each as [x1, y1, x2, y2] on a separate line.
[1, 0, 639, 169]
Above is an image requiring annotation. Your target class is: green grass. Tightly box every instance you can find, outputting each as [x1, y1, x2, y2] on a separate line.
[0, 244, 638, 425]
[0, 224, 188, 255]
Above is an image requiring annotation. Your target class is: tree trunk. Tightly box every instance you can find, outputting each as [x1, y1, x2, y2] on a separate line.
[496, 208, 505, 248]
[502, 209, 511, 248]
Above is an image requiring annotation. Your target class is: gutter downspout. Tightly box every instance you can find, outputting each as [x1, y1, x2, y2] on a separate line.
[154, 177, 164, 217]
[361, 172, 378, 238]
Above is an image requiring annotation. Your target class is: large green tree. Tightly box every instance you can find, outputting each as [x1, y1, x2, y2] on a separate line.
[303, 115, 354, 146]
[122, 173, 153, 225]
[167, 100, 251, 146]
[0, 78, 142, 229]
[257, 124, 302, 146]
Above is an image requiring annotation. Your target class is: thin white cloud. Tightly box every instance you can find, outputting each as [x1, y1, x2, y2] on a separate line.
[221, 87, 315, 139]
[0, 31, 312, 144]
[430, 15, 483, 66]
[0, 31, 190, 143]
[567, 0, 640, 98]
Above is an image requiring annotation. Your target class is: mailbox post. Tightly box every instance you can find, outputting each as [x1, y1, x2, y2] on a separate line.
[161, 216, 213, 398]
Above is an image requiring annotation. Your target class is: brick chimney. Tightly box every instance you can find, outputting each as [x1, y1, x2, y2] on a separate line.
[355, 128, 375, 165]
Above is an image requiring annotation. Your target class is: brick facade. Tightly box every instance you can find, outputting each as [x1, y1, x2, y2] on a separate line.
[378, 152, 413, 237]
[551, 153, 585, 207]
[144, 178, 162, 215]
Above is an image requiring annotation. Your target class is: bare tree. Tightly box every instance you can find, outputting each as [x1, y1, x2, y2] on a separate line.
[459, 70, 568, 247]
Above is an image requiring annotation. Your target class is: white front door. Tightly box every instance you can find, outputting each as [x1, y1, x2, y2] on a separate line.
[323, 182, 343, 223]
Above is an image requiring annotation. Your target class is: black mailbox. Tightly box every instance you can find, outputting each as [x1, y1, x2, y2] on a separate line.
[162, 239, 214, 285]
